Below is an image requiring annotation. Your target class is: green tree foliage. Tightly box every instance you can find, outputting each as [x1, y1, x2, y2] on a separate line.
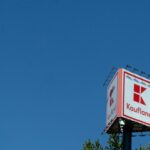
[83, 140, 103, 150]
[105, 134, 121, 150]
[83, 134, 150, 150]
[83, 134, 121, 150]
[136, 144, 150, 150]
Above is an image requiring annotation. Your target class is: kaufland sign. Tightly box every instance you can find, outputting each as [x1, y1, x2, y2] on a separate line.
[106, 73, 118, 127]
[106, 68, 150, 131]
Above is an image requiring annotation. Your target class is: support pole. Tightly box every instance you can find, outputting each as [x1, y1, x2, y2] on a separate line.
[122, 125, 132, 150]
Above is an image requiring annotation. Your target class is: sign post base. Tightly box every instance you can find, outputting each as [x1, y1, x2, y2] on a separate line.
[122, 125, 132, 150]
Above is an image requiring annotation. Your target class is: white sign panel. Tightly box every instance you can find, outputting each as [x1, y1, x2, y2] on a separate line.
[123, 71, 150, 126]
[106, 73, 118, 127]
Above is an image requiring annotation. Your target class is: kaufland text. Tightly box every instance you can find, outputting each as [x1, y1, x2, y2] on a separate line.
[126, 103, 150, 117]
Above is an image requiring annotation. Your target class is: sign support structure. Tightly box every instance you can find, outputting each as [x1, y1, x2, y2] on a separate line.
[122, 125, 132, 150]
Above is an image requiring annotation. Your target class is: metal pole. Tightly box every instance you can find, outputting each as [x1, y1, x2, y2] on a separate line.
[122, 125, 132, 150]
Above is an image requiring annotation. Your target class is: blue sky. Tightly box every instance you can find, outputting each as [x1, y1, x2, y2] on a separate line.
[0, 0, 150, 149]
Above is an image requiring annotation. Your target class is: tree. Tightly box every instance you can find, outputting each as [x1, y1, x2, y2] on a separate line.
[105, 134, 122, 150]
[83, 140, 103, 150]
[137, 144, 150, 150]
[83, 136, 150, 150]
[83, 134, 121, 150]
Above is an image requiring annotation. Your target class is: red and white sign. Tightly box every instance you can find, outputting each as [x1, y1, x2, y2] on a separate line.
[123, 70, 150, 126]
[106, 73, 118, 128]
[105, 68, 150, 132]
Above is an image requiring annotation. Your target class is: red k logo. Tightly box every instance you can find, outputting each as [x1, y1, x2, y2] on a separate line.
[133, 84, 146, 105]
[109, 86, 115, 107]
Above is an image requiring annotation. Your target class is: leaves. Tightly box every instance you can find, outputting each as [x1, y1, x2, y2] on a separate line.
[105, 134, 121, 150]
[83, 134, 150, 150]
[83, 140, 103, 150]
[137, 144, 150, 150]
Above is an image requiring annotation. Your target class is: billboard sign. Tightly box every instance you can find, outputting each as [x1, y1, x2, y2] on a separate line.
[106, 73, 118, 128]
[123, 70, 150, 126]
[105, 68, 150, 133]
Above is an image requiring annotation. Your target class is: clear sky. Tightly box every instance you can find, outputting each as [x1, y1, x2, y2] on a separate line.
[0, 0, 150, 149]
